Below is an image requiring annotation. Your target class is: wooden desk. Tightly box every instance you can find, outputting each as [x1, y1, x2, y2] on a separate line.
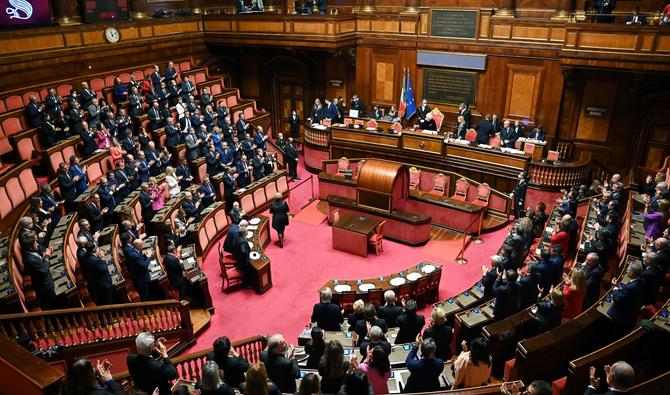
[248, 215, 273, 294]
[332, 213, 381, 257]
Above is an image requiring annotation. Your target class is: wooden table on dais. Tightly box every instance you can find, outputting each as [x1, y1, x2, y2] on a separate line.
[332, 213, 382, 257]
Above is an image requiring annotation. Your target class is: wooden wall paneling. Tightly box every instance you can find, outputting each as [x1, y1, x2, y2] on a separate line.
[575, 80, 617, 142]
[504, 64, 545, 123]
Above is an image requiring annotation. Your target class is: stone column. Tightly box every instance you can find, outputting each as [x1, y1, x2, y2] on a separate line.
[130, 0, 149, 19]
[494, 0, 515, 18]
[552, 0, 575, 20]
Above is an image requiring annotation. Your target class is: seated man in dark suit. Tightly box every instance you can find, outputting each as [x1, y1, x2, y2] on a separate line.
[585, 361, 636, 395]
[206, 336, 250, 390]
[359, 325, 392, 356]
[260, 334, 300, 394]
[529, 125, 546, 141]
[228, 202, 247, 225]
[395, 299, 425, 344]
[492, 269, 520, 320]
[163, 244, 187, 300]
[22, 238, 57, 310]
[500, 119, 518, 148]
[419, 112, 437, 131]
[625, 7, 647, 25]
[607, 262, 645, 332]
[127, 332, 178, 395]
[475, 114, 495, 144]
[377, 290, 403, 327]
[83, 243, 117, 306]
[310, 287, 344, 331]
[403, 337, 443, 393]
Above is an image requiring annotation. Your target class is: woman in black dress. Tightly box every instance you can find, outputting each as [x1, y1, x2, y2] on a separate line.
[269, 192, 290, 247]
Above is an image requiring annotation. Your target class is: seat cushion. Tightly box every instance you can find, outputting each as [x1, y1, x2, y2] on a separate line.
[226, 267, 243, 280]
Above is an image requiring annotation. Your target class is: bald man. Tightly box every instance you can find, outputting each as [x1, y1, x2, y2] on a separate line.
[586, 361, 636, 394]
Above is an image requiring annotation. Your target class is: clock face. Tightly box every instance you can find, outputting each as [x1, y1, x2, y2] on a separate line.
[104, 27, 120, 43]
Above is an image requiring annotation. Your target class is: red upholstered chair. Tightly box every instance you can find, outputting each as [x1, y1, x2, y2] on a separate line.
[336, 157, 350, 176]
[339, 291, 357, 314]
[472, 183, 491, 207]
[409, 167, 421, 191]
[429, 173, 447, 196]
[431, 108, 444, 131]
[119, 73, 132, 84]
[524, 142, 536, 155]
[277, 177, 289, 194]
[465, 129, 477, 142]
[489, 135, 501, 147]
[413, 276, 431, 309]
[366, 288, 384, 308]
[428, 267, 442, 303]
[104, 75, 117, 87]
[179, 61, 191, 72]
[452, 178, 469, 201]
[368, 220, 386, 255]
[219, 244, 243, 293]
[328, 209, 340, 225]
[90, 79, 105, 97]
[0, 100, 6, 114]
[2, 117, 24, 136]
[514, 139, 522, 150]
[354, 159, 366, 179]
[367, 119, 377, 129]
[547, 150, 559, 162]
[57, 84, 73, 98]
[5, 96, 23, 111]
[397, 282, 414, 302]
[22, 92, 40, 105]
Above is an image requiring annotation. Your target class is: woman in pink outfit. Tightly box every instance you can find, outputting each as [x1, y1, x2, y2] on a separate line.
[148, 177, 166, 211]
[357, 345, 391, 394]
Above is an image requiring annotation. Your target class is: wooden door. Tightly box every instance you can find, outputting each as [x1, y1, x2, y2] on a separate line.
[273, 74, 305, 139]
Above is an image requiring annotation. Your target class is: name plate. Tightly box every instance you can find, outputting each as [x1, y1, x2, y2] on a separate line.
[423, 68, 478, 106]
[430, 9, 478, 39]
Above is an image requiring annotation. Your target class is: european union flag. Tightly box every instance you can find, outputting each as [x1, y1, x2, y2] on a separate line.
[405, 70, 416, 119]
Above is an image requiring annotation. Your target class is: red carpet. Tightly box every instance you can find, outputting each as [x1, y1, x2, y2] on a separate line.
[421, 234, 472, 262]
[292, 200, 328, 226]
[184, 155, 511, 353]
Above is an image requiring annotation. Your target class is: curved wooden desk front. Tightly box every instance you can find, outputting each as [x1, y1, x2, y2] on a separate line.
[245, 215, 273, 294]
[319, 261, 441, 303]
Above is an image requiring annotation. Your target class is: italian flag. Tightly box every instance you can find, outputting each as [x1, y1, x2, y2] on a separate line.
[398, 68, 406, 118]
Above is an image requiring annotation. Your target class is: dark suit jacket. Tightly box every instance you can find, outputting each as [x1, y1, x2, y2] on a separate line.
[183, 200, 200, 220]
[354, 318, 388, 344]
[584, 264, 605, 309]
[583, 387, 632, 395]
[139, 191, 154, 222]
[423, 323, 453, 361]
[395, 313, 425, 344]
[251, 156, 265, 180]
[164, 253, 186, 293]
[260, 350, 300, 393]
[403, 346, 443, 393]
[492, 279, 520, 319]
[87, 203, 104, 232]
[378, 304, 403, 327]
[608, 279, 645, 326]
[123, 244, 151, 287]
[359, 339, 392, 357]
[84, 253, 113, 291]
[23, 252, 55, 306]
[518, 274, 539, 309]
[640, 265, 663, 306]
[206, 351, 250, 389]
[481, 268, 499, 299]
[500, 127, 517, 148]
[475, 120, 495, 144]
[311, 302, 344, 331]
[57, 172, 77, 202]
[126, 354, 178, 395]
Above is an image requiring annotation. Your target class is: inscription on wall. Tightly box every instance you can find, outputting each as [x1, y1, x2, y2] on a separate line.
[422, 68, 478, 106]
[430, 10, 478, 39]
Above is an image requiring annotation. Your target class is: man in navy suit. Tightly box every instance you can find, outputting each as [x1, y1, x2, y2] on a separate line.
[57, 162, 78, 212]
[583, 252, 605, 310]
[475, 114, 495, 144]
[39, 183, 61, 226]
[492, 269, 520, 320]
[518, 263, 540, 309]
[235, 154, 251, 188]
[122, 233, 153, 301]
[83, 243, 116, 306]
[163, 244, 187, 300]
[26, 96, 44, 128]
[529, 125, 546, 141]
[323, 98, 338, 120]
[69, 156, 88, 196]
[253, 126, 267, 151]
[205, 145, 221, 176]
[182, 192, 201, 221]
[481, 255, 503, 299]
[23, 238, 57, 310]
[403, 337, 444, 393]
[199, 175, 217, 208]
[176, 157, 193, 189]
[607, 262, 645, 332]
[252, 149, 266, 181]
[500, 119, 518, 148]
[220, 141, 235, 168]
[223, 167, 238, 210]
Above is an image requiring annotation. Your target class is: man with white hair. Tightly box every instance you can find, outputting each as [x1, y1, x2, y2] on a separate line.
[127, 332, 177, 395]
[310, 287, 344, 331]
[359, 325, 392, 356]
[260, 334, 300, 393]
[587, 361, 636, 394]
[481, 255, 503, 299]
[378, 290, 403, 327]
[607, 262, 645, 332]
